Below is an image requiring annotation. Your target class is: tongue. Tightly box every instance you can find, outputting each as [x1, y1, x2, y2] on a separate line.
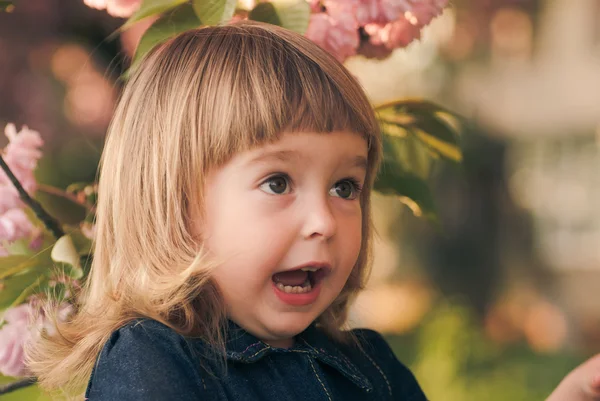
[272, 270, 308, 286]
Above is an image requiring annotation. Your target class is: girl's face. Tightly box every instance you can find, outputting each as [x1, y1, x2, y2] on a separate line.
[201, 131, 368, 348]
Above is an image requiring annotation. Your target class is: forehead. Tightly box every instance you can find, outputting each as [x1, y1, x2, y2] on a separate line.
[243, 131, 369, 168]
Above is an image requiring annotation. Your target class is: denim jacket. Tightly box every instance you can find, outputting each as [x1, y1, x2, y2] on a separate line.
[85, 318, 427, 400]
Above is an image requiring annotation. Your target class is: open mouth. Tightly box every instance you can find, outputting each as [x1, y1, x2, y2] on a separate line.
[271, 265, 329, 295]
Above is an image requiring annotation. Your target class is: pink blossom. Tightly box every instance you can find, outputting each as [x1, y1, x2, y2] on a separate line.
[404, 0, 448, 26]
[0, 302, 74, 377]
[28, 228, 44, 251]
[0, 186, 20, 215]
[83, 0, 107, 10]
[307, 0, 449, 61]
[0, 124, 44, 189]
[85, 0, 110, 13]
[361, 0, 448, 50]
[0, 123, 44, 248]
[84, 0, 141, 18]
[0, 304, 34, 377]
[0, 209, 34, 243]
[357, 40, 393, 59]
[351, 0, 409, 25]
[305, 9, 360, 62]
[1, 124, 42, 196]
[364, 18, 421, 49]
[309, 0, 324, 12]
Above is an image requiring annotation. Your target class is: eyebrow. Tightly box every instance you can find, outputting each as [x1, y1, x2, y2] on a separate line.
[349, 155, 368, 171]
[248, 150, 301, 165]
[248, 150, 368, 171]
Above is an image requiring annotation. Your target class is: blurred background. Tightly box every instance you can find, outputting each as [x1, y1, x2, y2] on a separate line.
[1, 0, 600, 399]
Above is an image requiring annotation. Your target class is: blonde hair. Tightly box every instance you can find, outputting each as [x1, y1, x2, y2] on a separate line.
[26, 20, 382, 398]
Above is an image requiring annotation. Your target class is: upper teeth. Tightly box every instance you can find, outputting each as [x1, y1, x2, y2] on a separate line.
[300, 267, 320, 272]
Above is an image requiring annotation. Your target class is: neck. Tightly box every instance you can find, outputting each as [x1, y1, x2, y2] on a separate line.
[263, 337, 295, 349]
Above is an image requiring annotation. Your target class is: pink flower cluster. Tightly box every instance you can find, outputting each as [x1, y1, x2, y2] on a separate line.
[0, 304, 34, 377]
[0, 124, 44, 256]
[0, 302, 73, 377]
[83, 0, 141, 18]
[306, 0, 449, 62]
[81, 0, 448, 61]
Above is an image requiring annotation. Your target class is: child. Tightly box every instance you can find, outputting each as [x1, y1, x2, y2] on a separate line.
[25, 20, 599, 400]
[547, 354, 600, 401]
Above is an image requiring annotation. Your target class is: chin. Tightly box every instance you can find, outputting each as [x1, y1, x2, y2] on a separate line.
[264, 314, 314, 339]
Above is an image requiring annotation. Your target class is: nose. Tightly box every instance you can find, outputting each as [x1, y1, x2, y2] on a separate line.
[301, 194, 337, 240]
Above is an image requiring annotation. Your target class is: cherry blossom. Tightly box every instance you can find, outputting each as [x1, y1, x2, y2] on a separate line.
[306, 0, 448, 62]
[305, 6, 360, 62]
[0, 124, 44, 255]
[0, 304, 34, 377]
[80, 0, 450, 62]
[83, 0, 141, 18]
[0, 302, 74, 377]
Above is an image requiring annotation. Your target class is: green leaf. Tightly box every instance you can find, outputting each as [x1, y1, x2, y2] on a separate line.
[381, 129, 433, 181]
[192, 0, 237, 26]
[374, 160, 437, 220]
[2, 239, 32, 256]
[122, 0, 187, 31]
[378, 121, 409, 139]
[0, 247, 53, 280]
[9, 275, 46, 308]
[130, 4, 202, 73]
[249, 0, 311, 34]
[413, 128, 462, 162]
[0, 255, 34, 279]
[376, 99, 463, 163]
[374, 98, 455, 115]
[0, 270, 47, 310]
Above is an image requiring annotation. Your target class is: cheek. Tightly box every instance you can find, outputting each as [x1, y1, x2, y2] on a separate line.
[337, 207, 364, 268]
[206, 196, 286, 255]
[204, 194, 291, 285]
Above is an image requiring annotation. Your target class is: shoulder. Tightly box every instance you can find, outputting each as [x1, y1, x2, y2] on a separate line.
[102, 318, 191, 354]
[347, 328, 428, 401]
[85, 319, 206, 400]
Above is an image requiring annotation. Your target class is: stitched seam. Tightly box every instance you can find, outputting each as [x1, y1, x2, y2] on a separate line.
[363, 352, 392, 397]
[241, 341, 262, 353]
[247, 347, 271, 359]
[300, 339, 351, 368]
[307, 356, 332, 401]
[300, 339, 365, 384]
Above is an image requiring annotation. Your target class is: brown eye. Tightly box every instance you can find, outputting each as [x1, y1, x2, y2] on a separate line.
[330, 179, 361, 200]
[260, 175, 290, 195]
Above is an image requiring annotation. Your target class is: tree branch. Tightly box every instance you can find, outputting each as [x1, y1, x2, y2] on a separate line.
[0, 155, 64, 240]
[37, 183, 96, 214]
[0, 377, 37, 394]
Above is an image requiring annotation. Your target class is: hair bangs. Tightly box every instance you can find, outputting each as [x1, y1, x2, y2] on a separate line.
[175, 23, 379, 168]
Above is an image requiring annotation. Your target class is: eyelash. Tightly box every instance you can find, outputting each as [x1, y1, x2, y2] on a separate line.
[341, 177, 363, 195]
[259, 174, 363, 198]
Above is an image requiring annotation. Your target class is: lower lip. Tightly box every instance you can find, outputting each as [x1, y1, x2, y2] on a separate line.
[272, 280, 321, 306]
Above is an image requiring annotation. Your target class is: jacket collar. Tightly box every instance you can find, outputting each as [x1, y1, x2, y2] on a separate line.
[223, 320, 373, 392]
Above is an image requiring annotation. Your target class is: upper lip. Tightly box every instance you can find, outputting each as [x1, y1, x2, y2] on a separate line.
[277, 261, 332, 274]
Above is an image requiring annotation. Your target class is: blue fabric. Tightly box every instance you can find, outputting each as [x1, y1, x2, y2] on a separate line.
[85, 319, 427, 400]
